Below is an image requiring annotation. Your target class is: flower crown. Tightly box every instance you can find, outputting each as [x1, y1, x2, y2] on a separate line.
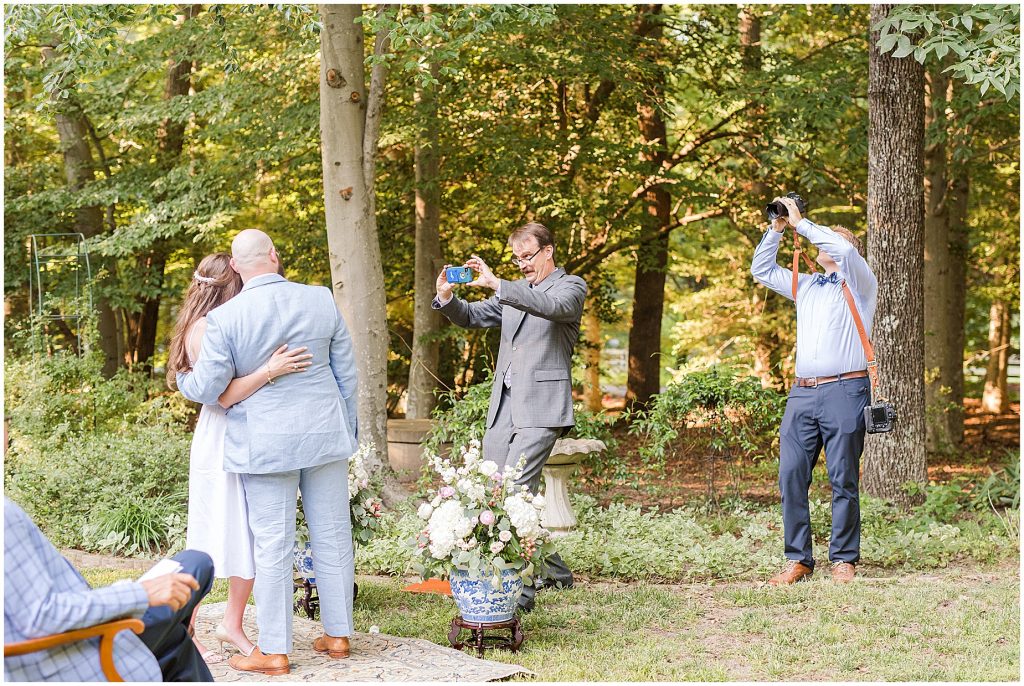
[193, 272, 217, 284]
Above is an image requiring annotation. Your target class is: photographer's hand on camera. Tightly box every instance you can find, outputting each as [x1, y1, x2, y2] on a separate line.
[771, 214, 788, 234]
[465, 254, 500, 291]
[435, 264, 457, 301]
[776, 196, 804, 227]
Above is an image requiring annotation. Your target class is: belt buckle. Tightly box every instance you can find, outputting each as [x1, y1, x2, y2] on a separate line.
[809, 377, 818, 388]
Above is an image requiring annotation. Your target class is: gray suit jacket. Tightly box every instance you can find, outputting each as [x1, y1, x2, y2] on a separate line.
[434, 267, 587, 429]
[177, 273, 359, 474]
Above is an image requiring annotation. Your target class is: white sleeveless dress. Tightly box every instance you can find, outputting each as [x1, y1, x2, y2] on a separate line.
[184, 327, 256, 579]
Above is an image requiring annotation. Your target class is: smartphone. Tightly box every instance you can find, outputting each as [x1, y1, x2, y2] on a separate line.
[445, 266, 473, 284]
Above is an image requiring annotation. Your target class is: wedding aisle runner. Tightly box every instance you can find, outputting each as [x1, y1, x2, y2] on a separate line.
[195, 602, 532, 682]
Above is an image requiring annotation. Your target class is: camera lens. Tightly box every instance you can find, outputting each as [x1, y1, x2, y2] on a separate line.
[764, 202, 786, 221]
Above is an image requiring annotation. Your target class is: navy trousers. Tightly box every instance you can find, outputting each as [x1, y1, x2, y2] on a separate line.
[139, 549, 215, 682]
[779, 376, 870, 569]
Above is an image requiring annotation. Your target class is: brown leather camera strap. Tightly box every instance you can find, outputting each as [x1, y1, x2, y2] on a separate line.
[791, 230, 879, 394]
[840, 282, 879, 392]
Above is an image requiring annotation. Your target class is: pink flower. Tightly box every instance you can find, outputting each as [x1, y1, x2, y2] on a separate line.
[439, 486, 456, 499]
[479, 510, 496, 526]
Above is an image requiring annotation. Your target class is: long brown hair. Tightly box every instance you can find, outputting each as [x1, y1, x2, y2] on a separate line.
[166, 253, 243, 389]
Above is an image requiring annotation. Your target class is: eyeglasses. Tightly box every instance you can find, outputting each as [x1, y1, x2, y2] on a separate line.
[511, 247, 544, 267]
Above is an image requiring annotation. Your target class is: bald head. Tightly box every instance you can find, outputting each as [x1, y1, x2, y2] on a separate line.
[230, 229, 279, 282]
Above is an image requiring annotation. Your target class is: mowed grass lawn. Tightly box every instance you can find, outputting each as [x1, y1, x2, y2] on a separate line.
[81, 562, 1019, 681]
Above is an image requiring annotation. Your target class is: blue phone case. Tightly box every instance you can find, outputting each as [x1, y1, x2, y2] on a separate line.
[446, 267, 473, 284]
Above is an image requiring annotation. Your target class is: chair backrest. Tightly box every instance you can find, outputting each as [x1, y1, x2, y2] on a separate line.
[4, 618, 145, 682]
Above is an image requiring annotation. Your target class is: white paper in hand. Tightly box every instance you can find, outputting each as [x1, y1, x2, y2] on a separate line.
[138, 558, 184, 582]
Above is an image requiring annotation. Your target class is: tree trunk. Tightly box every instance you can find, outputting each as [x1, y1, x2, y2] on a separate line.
[130, 4, 202, 372]
[982, 299, 1011, 413]
[319, 4, 407, 505]
[923, 65, 954, 454]
[739, 5, 761, 71]
[739, 5, 786, 389]
[582, 294, 604, 412]
[862, 4, 927, 505]
[945, 168, 969, 441]
[406, 42, 443, 420]
[626, 5, 669, 411]
[41, 47, 119, 377]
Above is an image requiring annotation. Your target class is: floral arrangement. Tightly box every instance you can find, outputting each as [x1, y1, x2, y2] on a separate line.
[296, 441, 384, 547]
[348, 441, 385, 545]
[412, 440, 553, 586]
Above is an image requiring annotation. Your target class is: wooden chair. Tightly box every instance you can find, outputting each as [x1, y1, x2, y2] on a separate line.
[4, 618, 145, 682]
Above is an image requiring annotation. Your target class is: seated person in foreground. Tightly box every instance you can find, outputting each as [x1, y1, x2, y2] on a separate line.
[3, 498, 215, 682]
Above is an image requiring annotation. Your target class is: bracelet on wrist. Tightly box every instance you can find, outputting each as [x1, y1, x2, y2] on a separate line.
[266, 363, 274, 385]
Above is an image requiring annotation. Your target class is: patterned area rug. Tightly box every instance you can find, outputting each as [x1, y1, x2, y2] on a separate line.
[195, 602, 532, 682]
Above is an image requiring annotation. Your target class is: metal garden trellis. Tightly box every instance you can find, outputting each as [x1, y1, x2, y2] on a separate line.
[28, 233, 93, 354]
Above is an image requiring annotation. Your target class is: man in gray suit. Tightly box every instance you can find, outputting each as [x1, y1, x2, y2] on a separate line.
[433, 222, 587, 613]
[177, 229, 358, 676]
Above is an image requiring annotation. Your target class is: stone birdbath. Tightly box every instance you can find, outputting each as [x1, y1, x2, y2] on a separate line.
[541, 438, 606, 537]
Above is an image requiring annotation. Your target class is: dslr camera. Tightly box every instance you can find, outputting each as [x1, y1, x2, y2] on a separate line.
[864, 401, 897, 434]
[445, 266, 473, 284]
[765, 192, 808, 222]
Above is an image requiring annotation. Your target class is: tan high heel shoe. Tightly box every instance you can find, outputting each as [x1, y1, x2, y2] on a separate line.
[214, 624, 256, 657]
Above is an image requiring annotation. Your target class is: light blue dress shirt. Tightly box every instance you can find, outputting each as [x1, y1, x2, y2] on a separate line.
[4, 498, 160, 682]
[750, 218, 878, 379]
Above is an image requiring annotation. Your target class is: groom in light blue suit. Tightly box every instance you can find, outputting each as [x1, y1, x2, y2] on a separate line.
[177, 229, 358, 676]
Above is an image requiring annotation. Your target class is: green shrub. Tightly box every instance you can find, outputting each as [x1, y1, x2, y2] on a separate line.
[421, 372, 495, 459]
[630, 365, 785, 473]
[84, 495, 187, 557]
[5, 424, 191, 549]
[4, 352, 193, 551]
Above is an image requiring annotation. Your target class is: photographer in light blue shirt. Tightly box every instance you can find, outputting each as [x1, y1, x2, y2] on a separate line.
[751, 196, 878, 585]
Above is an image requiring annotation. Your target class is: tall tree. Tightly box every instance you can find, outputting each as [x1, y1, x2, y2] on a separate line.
[981, 295, 1012, 413]
[405, 7, 443, 420]
[126, 3, 202, 372]
[862, 4, 928, 505]
[625, 4, 671, 410]
[40, 46, 120, 375]
[922, 61, 955, 454]
[319, 4, 407, 504]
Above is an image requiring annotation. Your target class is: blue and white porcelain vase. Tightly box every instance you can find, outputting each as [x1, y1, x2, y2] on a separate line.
[293, 541, 315, 583]
[448, 567, 524, 624]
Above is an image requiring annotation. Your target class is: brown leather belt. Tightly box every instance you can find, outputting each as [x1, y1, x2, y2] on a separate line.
[796, 370, 868, 388]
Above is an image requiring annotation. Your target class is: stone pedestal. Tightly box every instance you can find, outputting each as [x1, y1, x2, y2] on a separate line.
[541, 438, 605, 537]
[386, 419, 435, 483]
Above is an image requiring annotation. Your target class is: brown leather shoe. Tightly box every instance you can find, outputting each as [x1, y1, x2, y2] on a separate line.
[227, 648, 289, 676]
[831, 561, 856, 583]
[767, 560, 813, 585]
[313, 634, 350, 659]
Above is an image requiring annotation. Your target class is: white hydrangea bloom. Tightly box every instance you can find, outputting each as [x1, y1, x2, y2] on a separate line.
[417, 502, 434, 520]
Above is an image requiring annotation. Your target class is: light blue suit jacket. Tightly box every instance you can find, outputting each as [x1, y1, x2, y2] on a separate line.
[177, 273, 358, 474]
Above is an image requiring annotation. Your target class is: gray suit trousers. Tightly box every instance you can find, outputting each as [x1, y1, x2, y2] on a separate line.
[483, 386, 573, 603]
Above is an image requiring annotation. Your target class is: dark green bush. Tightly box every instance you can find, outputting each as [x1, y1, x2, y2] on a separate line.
[630, 366, 786, 472]
[4, 352, 192, 551]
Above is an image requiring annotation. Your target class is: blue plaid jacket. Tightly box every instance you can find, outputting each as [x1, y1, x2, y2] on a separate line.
[3, 499, 161, 682]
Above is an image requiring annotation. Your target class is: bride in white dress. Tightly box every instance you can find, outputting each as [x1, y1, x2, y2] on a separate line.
[167, 253, 312, 663]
